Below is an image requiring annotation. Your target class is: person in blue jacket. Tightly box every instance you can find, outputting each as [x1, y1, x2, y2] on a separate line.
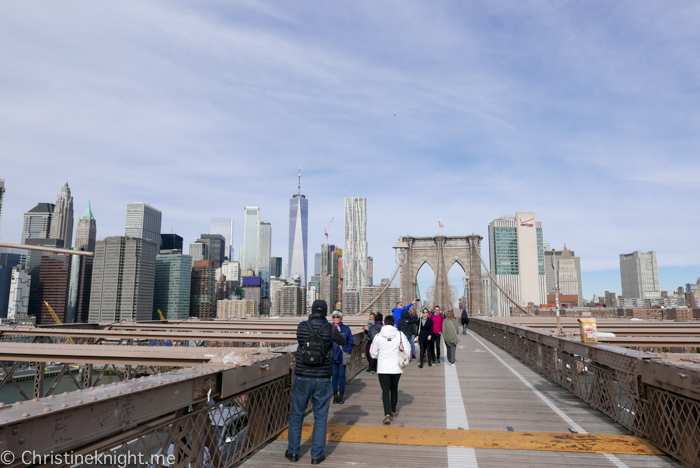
[331, 310, 355, 404]
[392, 299, 418, 326]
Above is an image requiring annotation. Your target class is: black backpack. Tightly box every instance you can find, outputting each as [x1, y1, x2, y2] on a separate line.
[300, 321, 329, 366]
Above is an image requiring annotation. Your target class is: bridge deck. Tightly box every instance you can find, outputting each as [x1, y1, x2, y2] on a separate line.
[239, 330, 681, 468]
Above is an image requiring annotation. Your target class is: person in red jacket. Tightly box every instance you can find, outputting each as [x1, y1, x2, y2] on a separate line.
[429, 305, 445, 365]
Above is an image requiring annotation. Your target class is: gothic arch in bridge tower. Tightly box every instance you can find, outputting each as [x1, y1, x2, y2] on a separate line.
[399, 235, 484, 314]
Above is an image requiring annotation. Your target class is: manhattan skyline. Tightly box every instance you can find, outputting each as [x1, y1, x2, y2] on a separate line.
[1, 2, 699, 300]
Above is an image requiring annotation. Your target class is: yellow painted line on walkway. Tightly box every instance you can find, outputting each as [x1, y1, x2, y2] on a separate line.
[278, 423, 664, 455]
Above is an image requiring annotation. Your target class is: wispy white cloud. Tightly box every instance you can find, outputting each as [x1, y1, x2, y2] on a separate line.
[0, 0, 699, 299]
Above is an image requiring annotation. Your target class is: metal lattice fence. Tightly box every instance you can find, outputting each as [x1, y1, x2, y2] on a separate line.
[470, 319, 700, 467]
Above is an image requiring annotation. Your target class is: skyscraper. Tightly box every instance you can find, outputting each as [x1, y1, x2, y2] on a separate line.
[0, 179, 5, 239]
[241, 207, 259, 272]
[620, 251, 660, 300]
[314, 253, 321, 276]
[257, 221, 271, 297]
[49, 182, 74, 249]
[154, 251, 192, 320]
[21, 203, 55, 244]
[88, 236, 158, 323]
[189, 242, 204, 262]
[7, 266, 31, 320]
[125, 202, 162, 245]
[196, 234, 226, 267]
[343, 197, 368, 291]
[211, 218, 234, 261]
[160, 233, 183, 251]
[75, 200, 97, 253]
[488, 212, 546, 316]
[270, 257, 283, 278]
[544, 245, 583, 306]
[287, 168, 308, 286]
[36, 254, 72, 325]
[190, 260, 217, 319]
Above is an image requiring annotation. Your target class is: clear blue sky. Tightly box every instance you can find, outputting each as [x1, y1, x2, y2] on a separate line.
[1, 2, 698, 301]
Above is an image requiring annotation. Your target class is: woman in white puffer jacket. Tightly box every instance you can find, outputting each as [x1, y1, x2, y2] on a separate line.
[369, 315, 411, 425]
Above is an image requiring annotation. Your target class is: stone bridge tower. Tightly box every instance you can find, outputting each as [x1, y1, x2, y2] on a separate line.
[399, 235, 483, 314]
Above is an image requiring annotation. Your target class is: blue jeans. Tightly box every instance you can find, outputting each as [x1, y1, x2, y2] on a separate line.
[287, 376, 332, 459]
[332, 362, 346, 392]
[409, 334, 416, 358]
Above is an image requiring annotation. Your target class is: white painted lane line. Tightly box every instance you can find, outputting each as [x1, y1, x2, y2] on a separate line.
[467, 331, 630, 468]
[444, 340, 479, 467]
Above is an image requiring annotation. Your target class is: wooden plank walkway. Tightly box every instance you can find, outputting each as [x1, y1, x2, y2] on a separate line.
[237, 329, 682, 468]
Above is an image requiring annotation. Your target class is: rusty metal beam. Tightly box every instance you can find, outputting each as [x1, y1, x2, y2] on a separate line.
[0, 354, 291, 467]
[0, 343, 262, 366]
[0, 241, 94, 257]
[0, 327, 300, 343]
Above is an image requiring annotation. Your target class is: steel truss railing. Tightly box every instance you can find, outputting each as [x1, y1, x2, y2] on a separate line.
[471, 318, 700, 467]
[0, 332, 368, 468]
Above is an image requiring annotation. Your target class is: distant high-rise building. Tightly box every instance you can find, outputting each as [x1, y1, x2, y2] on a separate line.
[125, 202, 162, 245]
[270, 257, 283, 279]
[319, 243, 339, 311]
[196, 234, 226, 268]
[269, 277, 287, 316]
[7, 266, 31, 320]
[36, 254, 72, 325]
[314, 253, 321, 276]
[544, 244, 583, 306]
[367, 256, 373, 286]
[344, 198, 368, 291]
[361, 281, 399, 316]
[257, 221, 271, 297]
[49, 182, 74, 249]
[160, 233, 183, 251]
[154, 252, 192, 320]
[0, 179, 5, 239]
[0, 252, 22, 317]
[488, 212, 546, 316]
[190, 260, 217, 319]
[21, 203, 55, 244]
[88, 236, 158, 323]
[189, 242, 204, 262]
[241, 207, 259, 272]
[211, 218, 234, 261]
[220, 261, 240, 283]
[287, 168, 308, 286]
[75, 200, 97, 253]
[278, 283, 306, 316]
[342, 289, 361, 315]
[482, 276, 492, 316]
[24, 238, 63, 316]
[72, 256, 93, 323]
[620, 251, 660, 300]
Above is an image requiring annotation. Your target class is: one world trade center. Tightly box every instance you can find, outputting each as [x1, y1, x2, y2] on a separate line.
[287, 166, 308, 286]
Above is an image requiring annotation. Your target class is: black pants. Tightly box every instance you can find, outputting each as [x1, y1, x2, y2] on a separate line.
[429, 333, 442, 361]
[419, 339, 432, 366]
[377, 373, 401, 416]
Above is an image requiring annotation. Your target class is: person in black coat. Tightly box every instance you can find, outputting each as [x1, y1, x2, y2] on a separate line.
[416, 308, 434, 368]
[286, 300, 347, 465]
[398, 309, 419, 360]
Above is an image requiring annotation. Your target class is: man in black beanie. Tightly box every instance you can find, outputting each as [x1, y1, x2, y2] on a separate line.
[286, 300, 346, 465]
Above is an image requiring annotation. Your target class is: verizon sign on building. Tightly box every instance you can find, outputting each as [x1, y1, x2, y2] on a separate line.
[488, 212, 546, 316]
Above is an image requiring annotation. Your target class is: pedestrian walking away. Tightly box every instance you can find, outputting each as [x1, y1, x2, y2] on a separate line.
[429, 306, 445, 365]
[397, 307, 419, 361]
[460, 308, 470, 335]
[286, 300, 347, 465]
[331, 310, 354, 404]
[417, 308, 434, 368]
[370, 315, 411, 425]
[365, 313, 383, 374]
[443, 310, 460, 366]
